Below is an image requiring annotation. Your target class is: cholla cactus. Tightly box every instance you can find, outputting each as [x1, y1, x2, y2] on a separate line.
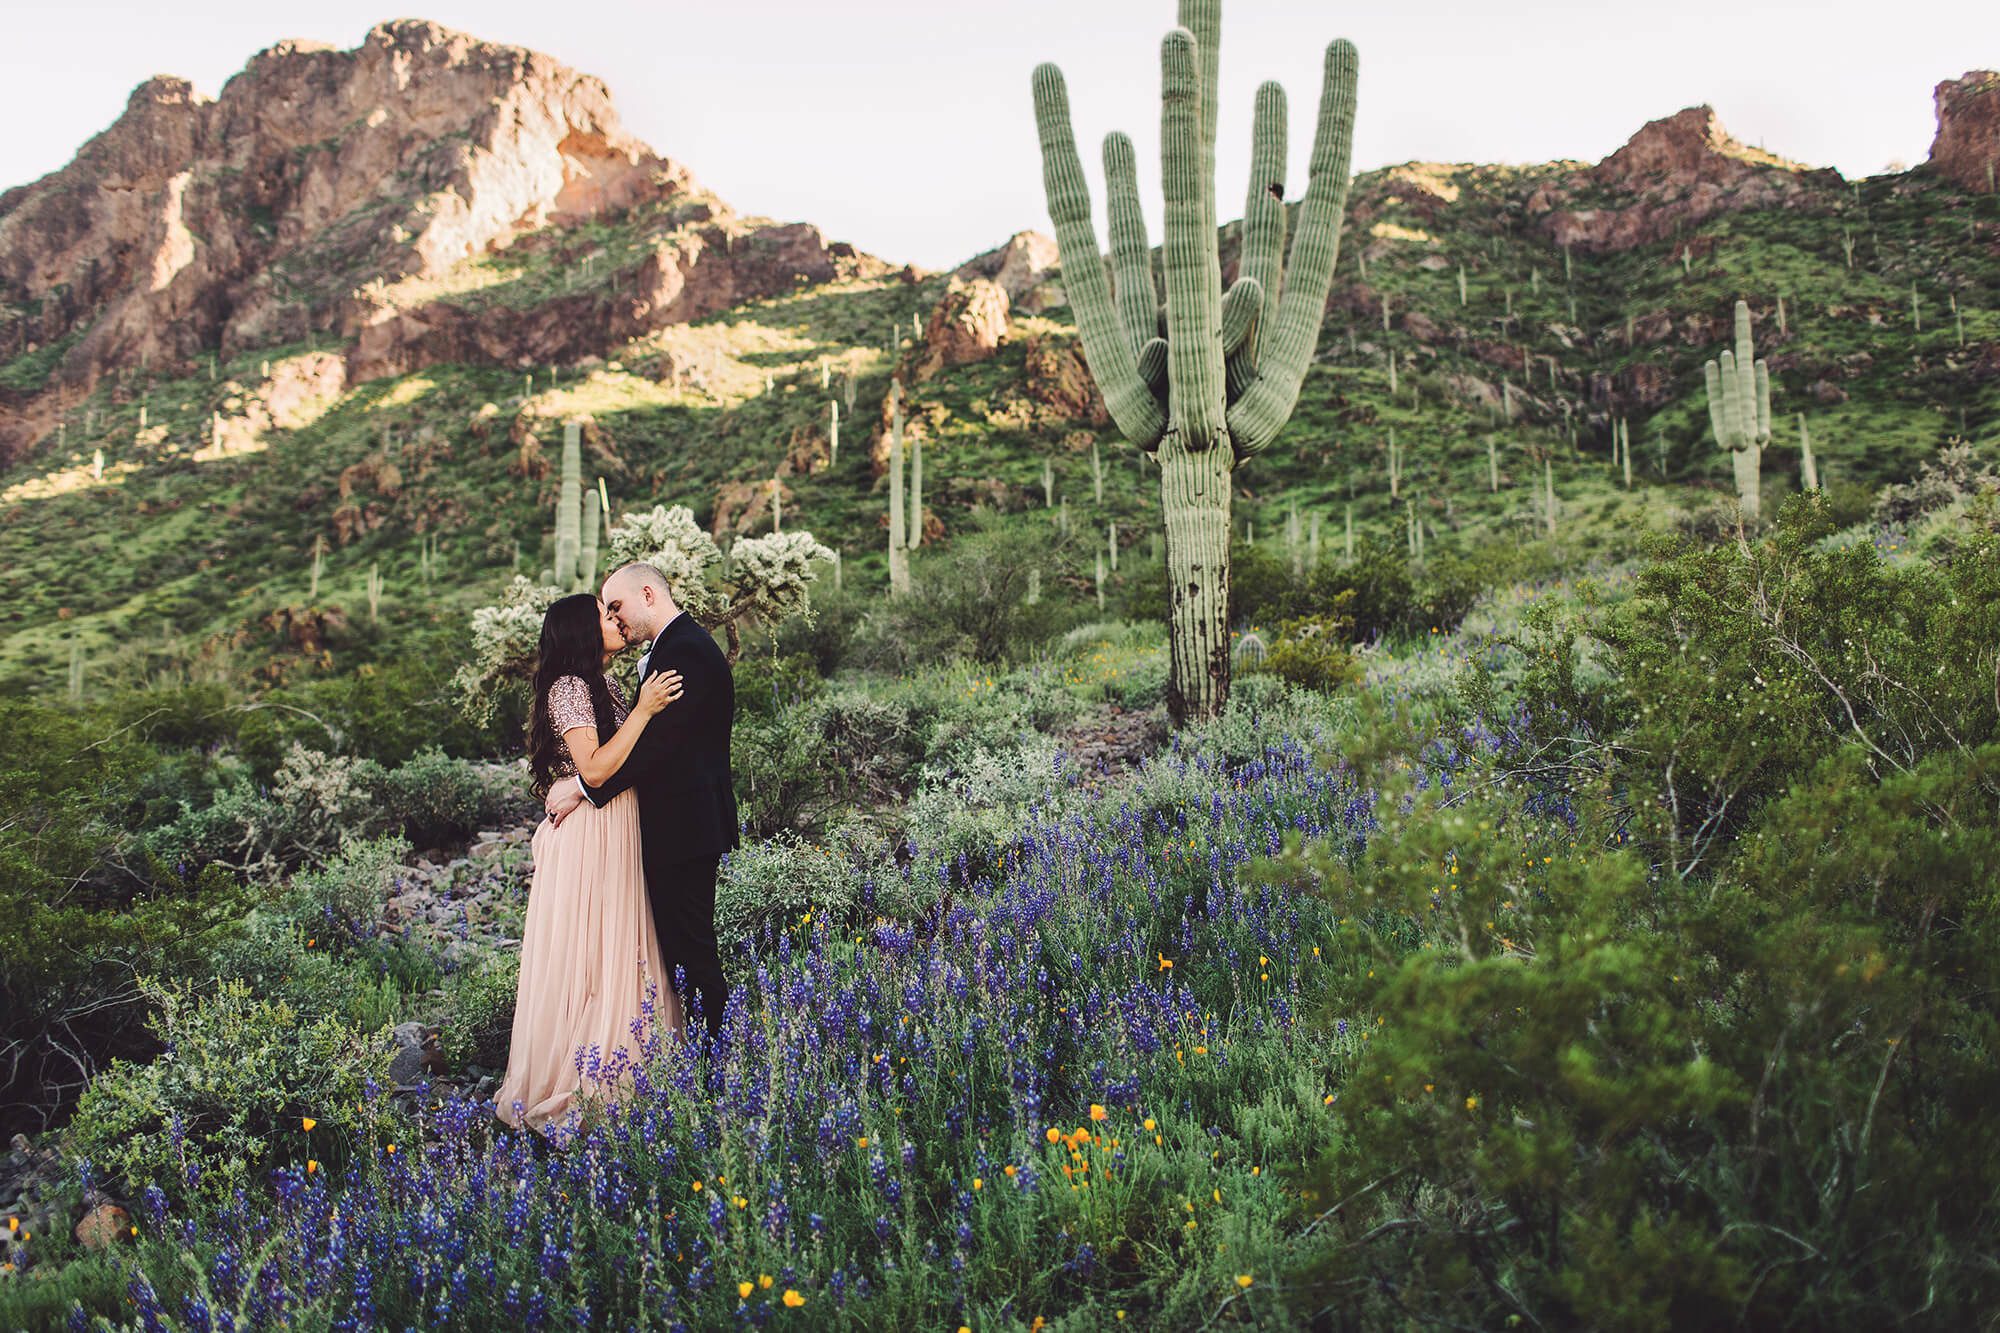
[604, 504, 729, 622]
[1033, 0, 1359, 723]
[451, 574, 565, 724]
[604, 503, 833, 661]
[726, 531, 837, 628]
[1702, 299, 1771, 523]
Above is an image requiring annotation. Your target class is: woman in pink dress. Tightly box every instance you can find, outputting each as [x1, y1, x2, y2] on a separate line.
[493, 593, 687, 1138]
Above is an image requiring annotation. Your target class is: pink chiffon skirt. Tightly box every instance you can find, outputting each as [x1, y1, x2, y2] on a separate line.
[492, 787, 683, 1135]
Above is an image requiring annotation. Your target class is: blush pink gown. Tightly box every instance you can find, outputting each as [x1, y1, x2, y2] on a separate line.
[493, 673, 683, 1136]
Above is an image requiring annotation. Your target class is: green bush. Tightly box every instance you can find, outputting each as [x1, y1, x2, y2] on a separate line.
[1252, 604, 1360, 694]
[438, 953, 520, 1069]
[1268, 493, 2000, 1327]
[281, 836, 410, 948]
[210, 915, 406, 1033]
[375, 747, 522, 848]
[62, 977, 395, 1206]
[860, 514, 1085, 666]
[716, 832, 870, 950]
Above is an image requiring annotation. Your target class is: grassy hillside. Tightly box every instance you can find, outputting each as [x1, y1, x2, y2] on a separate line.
[1, 164, 1995, 696]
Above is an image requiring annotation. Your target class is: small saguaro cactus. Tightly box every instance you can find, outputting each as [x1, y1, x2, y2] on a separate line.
[907, 429, 923, 551]
[887, 380, 911, 596]
[828, 400, 840, 465]
[1456, 264, 1467, 306]
[1702, 299, 1772, 524]
[367, 563, 384, 624]
[1798, 413, 1819, 491]
[1033, 0, 1359, 723]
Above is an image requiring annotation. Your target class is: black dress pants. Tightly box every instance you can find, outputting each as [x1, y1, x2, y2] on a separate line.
[647, 853, 728, 1039]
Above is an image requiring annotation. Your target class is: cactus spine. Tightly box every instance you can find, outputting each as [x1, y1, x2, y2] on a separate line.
[1702, 299, 1772, 524]
[1033, 0, 1359, 722]
[888, 381, 910, 596]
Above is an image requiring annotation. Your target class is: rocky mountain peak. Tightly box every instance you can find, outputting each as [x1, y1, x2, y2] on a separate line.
[0, 20, 891, 462]
[1927, 70, 2000, 193]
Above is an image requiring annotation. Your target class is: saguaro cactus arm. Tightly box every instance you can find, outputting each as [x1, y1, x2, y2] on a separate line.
[1228, 38, 1360, 456]
[1234, 79, 1288, 381]
[1103, 133, 1160, 362]
[1033, 66, 1169, 448]
[1160, 26, 1230, 453]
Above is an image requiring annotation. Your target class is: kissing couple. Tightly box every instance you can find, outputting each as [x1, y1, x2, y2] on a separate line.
[489, 561, 737, 1139]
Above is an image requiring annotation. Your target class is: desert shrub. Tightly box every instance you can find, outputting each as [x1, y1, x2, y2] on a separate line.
[1279, 735, 2000, 1327]
[281, 835, 410, 949]
[0, 697, 248, 1131]
[716, 833, 869, 950]
[62, 977, 395, 1206]
[375, 747, 522, 849]
[904, 735, 1069, 875]
[730, 649, 826, 719]
[860, 515, 1084, 666]
[1578, 492, 1999, 867]
[210, 914, 406, 1033]
[1251, 602, 1359, 694]
[1269, 495, 2000, 1326]
[438, 952, 520, 1070]
[143, 744, 392, 881]
[769, 584, 866, 676]
[1872, 440, 1995, 524]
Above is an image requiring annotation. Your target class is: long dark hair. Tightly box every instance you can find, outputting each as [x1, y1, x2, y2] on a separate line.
[528, 593, 620, 798]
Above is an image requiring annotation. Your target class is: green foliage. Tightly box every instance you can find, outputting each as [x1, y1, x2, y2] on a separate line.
[715, 831, 872, 950]
[374, 746, 522, 848]
[1251, 605, 1359, 693]
[281, 836, 410, 949]
[62, 977, 395, 1206]
[437, 953, 519, 1069]
[863, 515, 1084, 667]
[1262, 495, 2000, 1327]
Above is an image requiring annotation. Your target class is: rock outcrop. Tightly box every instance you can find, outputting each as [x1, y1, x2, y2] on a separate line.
[1534, 106, 1838, 253]
[1927, 71, 2000, 194]
[0, 19, 887, 463]
[954, 230, 1062, 312]
[908, 277, 1010, 383]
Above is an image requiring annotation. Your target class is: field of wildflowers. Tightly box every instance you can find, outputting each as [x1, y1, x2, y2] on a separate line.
[9, 495, 1998, 1330]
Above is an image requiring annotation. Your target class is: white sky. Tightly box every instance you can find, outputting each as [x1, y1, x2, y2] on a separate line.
[2, 2, 1992, 270]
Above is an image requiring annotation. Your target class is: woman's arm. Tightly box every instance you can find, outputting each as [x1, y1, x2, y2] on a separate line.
[564, 670, 682, 786]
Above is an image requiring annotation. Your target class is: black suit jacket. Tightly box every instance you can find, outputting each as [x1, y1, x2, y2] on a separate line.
[581, 611, 739, 864]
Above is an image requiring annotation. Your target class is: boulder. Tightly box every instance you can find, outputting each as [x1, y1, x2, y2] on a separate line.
[74, 1204, 130, 1252]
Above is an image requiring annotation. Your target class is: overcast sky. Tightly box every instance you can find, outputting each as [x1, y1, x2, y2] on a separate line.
[2, 2, 1991, 270]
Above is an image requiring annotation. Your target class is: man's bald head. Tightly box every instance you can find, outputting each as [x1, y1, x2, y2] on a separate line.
[601, 562, 679, 645]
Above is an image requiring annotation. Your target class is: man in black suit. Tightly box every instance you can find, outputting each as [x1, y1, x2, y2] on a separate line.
[544, 561, 737, 1039]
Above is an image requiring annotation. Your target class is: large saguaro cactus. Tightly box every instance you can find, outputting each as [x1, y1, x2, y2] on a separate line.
[553, 419, 584, 590]
[1033, 0, 1359, 723]
[1702, 299, 1771, 524]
